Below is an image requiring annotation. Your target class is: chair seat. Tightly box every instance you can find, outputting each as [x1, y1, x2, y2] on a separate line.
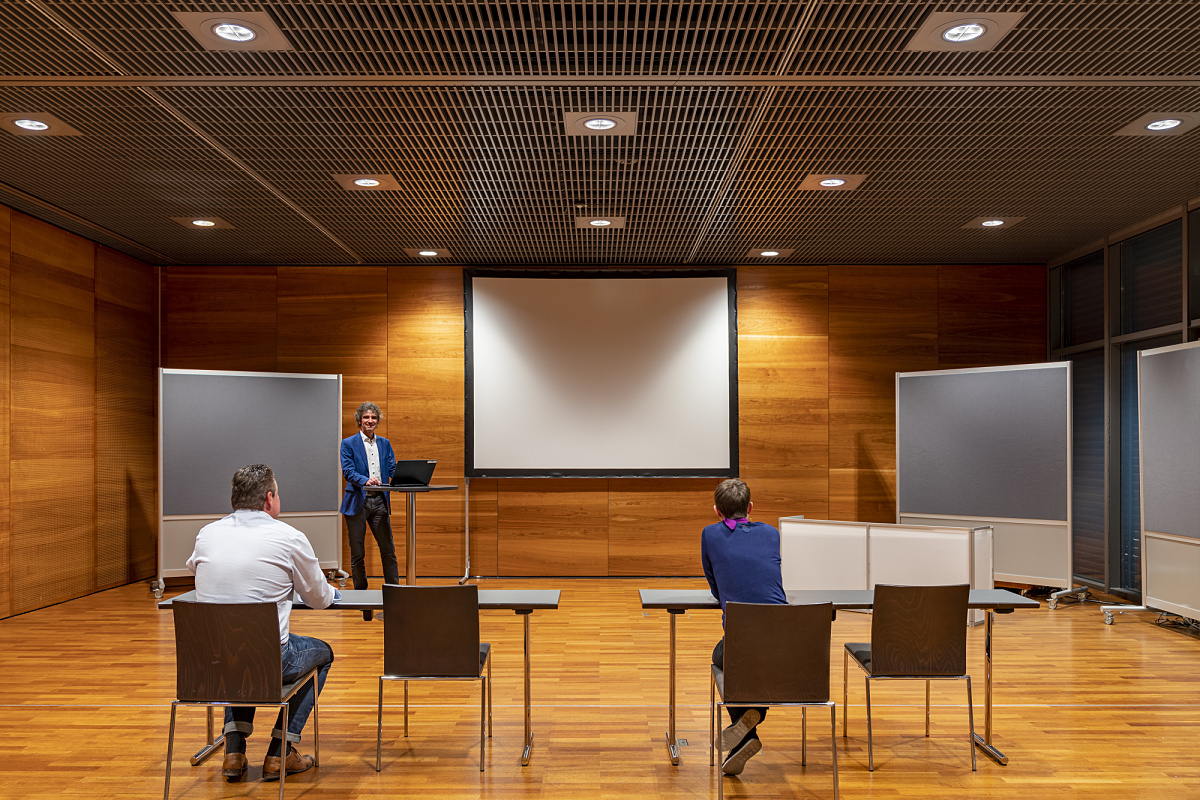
[844, 642, 872, 672]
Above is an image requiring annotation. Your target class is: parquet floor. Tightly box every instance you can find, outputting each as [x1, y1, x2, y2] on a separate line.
[2, 578, 1200, 800]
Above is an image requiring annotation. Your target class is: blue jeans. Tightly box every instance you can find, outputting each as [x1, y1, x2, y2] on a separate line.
[224, 634, 334, 745]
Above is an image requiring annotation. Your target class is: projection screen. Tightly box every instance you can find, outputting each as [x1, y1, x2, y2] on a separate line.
[465, 270, 737, 478]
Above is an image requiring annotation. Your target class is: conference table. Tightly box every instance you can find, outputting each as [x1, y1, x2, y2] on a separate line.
[161, 588, 559, 766]
[639, 588, 1039, 767]
[363, 484, 457, 585]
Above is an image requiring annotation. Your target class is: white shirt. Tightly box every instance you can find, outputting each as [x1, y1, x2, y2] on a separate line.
[361, 431, 381, 483]
[187, 509, 336, 645]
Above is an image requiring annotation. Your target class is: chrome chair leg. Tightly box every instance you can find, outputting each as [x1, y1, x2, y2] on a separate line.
[488, 655, 493, 737]
[480, 674, 486, 772]
[717, 702, 724, 800]
[163, 703, 178, 800]
[829, 704, 839, 800]
[709, 674, 715, 766]
[375, 678, 384, 772]
[842, 649, 848, 738]
[925, 680, 931, 737]
[404, 681, 409, 737]
[966, 676, 977, 771]
[802, 707, 807, 766]
[313, 674, 320, 768]
[278, 706, 287, 800]
[865, 677, 874, 771]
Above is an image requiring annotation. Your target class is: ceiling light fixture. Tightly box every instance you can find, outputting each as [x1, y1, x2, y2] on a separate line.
[1146, 118, 1182, 131]
[212, 22, 256, 42]
[354, 178, 381, 187]
[942, 23, 986, 42]
[590, 219, 612, 227]
[980, 219, 1005, 227]
[800, 174, 867, 191]
[584, 118, 618, 130]
[418, 250, 439, 256]
[564, 112, 638, 137]
[14, 119, 49, 131]
[191, 219, 217, 227]
[818, 178, 846, 187]
[760, 250, 780, 257]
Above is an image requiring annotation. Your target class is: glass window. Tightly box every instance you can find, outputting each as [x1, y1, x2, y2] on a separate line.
[1118, 333, 1180, 592]
[1120, 220, 1182, 334]
[1070, 349, 1105, 584]
[1063, 251, 1104, 346]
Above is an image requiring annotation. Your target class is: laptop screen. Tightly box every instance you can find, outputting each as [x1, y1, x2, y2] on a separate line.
[389, 459, 437, 486]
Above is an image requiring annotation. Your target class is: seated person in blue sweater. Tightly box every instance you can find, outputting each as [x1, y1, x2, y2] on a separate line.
[701, 478, 787, 776]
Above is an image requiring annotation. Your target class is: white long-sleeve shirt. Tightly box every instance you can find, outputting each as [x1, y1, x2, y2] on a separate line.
[187, 509, 336, 645]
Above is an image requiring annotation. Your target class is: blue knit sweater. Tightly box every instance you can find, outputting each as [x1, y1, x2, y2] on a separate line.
[700, 519, 786, 626]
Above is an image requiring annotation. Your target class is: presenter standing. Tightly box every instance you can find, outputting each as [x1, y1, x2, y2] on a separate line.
[340, 401, 399, 620]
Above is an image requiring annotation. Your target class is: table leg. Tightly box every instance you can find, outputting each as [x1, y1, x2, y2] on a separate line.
[405, 491, 417, 585]
[972, 609, 1008, 765]
[665, 609, 684, 765]
[189, 705, 225, 765]
[518, 610, 534, 765]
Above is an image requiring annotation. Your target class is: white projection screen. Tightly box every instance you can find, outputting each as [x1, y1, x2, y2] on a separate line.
[465, 270, 738, 477]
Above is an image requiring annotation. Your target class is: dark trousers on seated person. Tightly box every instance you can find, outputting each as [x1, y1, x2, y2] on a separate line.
[224, 634, 334, 753]
[346, 491, 400, 590]
[713, 638, 767, 743]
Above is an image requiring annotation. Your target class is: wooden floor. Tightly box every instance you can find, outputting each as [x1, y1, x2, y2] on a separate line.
[3, 578, 1200, 799]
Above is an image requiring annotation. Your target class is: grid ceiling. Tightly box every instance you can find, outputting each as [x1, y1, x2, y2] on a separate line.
[0, 1, 1198, 266]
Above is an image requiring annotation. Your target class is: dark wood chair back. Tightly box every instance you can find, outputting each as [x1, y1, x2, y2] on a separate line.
[382, 584, 481, 677]
[172, 601, 282, 704]
[723, 602, 834, 704]
[869, 584, 970, 676]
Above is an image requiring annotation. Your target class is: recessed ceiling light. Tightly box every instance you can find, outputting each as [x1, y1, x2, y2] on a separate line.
[191, 219, 217, 227]
[332, 173, 399, 190]
[403, 247, 453, 258]
[800, 174, 867, 191]
[962, 216, 1024, 229]
[760, 250, 780, 257]
[590, 219, 612, 226]
[1, 113, 81, 136]
[574, 216, 626, 229]
[354, 178, 381, 187]
[942, 23, 986, 43]
[563, 111, 638, 137]
[13, 119, 49, 131]
[418, 250, 439, 256]
[745, 248, 794, 259]
[212, 22, 256, 42]
[1146, 118, 1182, 131]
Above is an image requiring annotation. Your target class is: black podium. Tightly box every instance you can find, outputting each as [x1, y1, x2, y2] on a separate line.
[363, 484, 457, 584]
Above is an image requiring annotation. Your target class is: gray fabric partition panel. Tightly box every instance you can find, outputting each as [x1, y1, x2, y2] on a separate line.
[897, 365, 1069, 521]
[1139, 344, 1200, 539]
[162, 371, 341, 515]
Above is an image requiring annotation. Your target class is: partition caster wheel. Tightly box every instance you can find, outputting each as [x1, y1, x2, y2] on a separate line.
[1104, 612, 1114, 624]
[1048, 598, 1058, 610]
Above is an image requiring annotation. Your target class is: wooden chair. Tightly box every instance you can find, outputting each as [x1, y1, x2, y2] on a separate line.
[376, 584, 492, 772]
[843, 583, 975, 771]
[711, 602, 839, 800]
[165, 601, 320, 800]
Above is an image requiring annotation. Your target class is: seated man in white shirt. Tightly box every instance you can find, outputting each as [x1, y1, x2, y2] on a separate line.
[187, 464, 337, 782]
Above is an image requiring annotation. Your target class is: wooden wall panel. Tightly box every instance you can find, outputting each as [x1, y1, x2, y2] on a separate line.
[467, 478, 499, 576]
[938, 264, 1048, 368]
[608, 478, 714, 575]
[498, 479, 609, 575]
[829, 266, 939, 523]
[95, 247, 158, 589]
[161, 266, 277, 371]
[737, 265, 831, 526]
[275, 267, 389, 578]
[9, 213, 96, 614]
[0, 206, 9, 618]
[388, 266, 467, 577]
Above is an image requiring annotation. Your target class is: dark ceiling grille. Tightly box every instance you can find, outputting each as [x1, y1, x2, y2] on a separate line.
[0, 1, 1198, 265]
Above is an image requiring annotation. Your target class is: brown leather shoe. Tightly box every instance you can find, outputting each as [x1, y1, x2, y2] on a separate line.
[262, 748, 315, 781]
[221, 752, 248, 781]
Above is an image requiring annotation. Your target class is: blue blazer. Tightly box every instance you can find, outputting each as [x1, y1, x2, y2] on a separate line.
[340, 433, 397, 515]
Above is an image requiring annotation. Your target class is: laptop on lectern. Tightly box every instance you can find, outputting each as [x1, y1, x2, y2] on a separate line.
[389, 459, 437, 487]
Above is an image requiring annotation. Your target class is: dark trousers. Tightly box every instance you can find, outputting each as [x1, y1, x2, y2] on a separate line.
[713, 638, 766, 741]
[346, 492, 399, 590]
[224, 634, 334, 746]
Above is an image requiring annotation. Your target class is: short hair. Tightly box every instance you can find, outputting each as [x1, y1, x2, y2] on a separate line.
[714, 478, 751, 519]
[355, 401, 381, 427]
[231, 464, 276, 511]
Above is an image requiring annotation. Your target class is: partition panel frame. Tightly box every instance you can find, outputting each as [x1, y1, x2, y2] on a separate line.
[896, 362, 1073, 590]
